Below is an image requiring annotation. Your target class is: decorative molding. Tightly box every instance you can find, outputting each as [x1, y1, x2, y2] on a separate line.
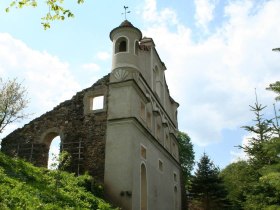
[113, 68, 129, 81]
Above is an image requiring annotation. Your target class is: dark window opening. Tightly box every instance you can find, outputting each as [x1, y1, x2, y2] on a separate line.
[115, 37, 128, 53]
[119, 41, 127, 52]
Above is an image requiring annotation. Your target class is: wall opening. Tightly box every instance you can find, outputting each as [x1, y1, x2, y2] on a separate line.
[146, 112, 152, 129]
[140, 101, 146, 120]
[165, 133, 170, 151]
[48, 136, 61, 169]
[158, 159, 163, 172]
[141, 163, 147, 210]
[135, 41, 139, 55]
[92, 95, 104, 110]
[115, 37, 128, 53]
[140, 145, 147, 160]
[174, 186, 178, 210]
[156, 123, 161, 140]
[154, 66, 161, 98]
[173, 172, 177, 182]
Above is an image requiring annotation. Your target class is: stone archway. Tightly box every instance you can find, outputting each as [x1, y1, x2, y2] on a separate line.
[40, 128, 63, 168]
[48, 136, 61, 169]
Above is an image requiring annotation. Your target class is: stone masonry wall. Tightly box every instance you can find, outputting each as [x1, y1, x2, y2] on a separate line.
[1, 74, 110, 182]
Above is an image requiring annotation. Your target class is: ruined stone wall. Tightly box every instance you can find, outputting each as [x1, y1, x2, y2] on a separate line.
[1, 74, 110, 182]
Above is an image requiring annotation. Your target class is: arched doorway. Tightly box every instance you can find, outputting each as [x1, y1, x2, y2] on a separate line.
[141, 163, 147, 210]
[48, 136, 61, 169]
[40, 128, 62, 169]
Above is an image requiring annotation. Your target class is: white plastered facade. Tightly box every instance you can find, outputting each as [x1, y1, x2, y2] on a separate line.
[104, 20, 181, 210]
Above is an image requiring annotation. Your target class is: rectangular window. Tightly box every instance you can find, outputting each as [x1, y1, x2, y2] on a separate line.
[147, 112, 152, 128]
[140, 145, 147, 160]
[165, 134, 170, 151]
[92, 96, 104, 110]
[156, 124, 161, 140]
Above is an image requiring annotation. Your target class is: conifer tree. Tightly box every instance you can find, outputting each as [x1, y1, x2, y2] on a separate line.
[189, 153, 228, 210]
[241, 93, 273, 169]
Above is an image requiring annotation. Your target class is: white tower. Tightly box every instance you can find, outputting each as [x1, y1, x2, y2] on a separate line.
[110, 20, 142, 72]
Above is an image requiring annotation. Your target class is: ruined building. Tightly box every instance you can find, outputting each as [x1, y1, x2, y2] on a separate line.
[1, 20, 182, 210]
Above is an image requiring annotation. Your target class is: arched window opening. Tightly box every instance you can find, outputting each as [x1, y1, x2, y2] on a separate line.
[141, 163, 147, 210]
[119, 41, 127, 52]
[48, 136, 61, 170]
[174, 186, 178, 210]
[135, 41, 139, 55]
[154, 66, 161, 98]
[115, 37, 128, 53]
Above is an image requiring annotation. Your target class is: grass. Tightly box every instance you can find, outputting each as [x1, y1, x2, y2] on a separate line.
[0, 152, 118, 210]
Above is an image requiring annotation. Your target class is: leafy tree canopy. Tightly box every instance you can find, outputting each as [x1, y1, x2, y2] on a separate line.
[220, 161, 258, 210]
[177, 131, 195, 183]
[5, 0, 85, 29]
[0, 78, 29, 134]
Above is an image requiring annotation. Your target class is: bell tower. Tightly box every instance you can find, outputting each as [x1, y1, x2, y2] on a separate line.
[110, 20, 142, 72]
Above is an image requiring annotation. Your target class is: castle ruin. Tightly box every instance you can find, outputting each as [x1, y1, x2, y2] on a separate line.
[1, 20, 183, 210]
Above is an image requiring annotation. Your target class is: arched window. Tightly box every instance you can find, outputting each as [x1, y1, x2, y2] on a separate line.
[135, 41, 139, 55]
[154, 66, 161, 98]
[115, 37, 128, 53]
[174, 186, 178, 210]
[141, 163, 147, 210]
[48, 136, 61, 169]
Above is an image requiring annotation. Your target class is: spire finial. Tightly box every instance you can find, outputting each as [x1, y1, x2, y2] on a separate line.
[122, 6, 131, 20]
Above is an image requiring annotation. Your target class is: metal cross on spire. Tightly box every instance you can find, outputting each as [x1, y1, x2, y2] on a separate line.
[122, 6, 131, 20]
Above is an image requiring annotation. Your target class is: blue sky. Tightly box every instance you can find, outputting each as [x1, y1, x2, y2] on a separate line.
[0, 0, 280, 169]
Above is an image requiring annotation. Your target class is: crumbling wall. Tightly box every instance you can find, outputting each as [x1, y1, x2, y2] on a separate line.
[1, 74, 110, 182]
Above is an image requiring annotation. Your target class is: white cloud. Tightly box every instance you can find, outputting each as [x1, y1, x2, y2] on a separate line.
[0, 33, 81, 134]
[82, 63, 100, 72]
[142, 0, 178, 25]
[194, 0, 217, 31]
[141, 0, 280, 146]
[97, 52, 110, 61]
[230, 133, 251, 162]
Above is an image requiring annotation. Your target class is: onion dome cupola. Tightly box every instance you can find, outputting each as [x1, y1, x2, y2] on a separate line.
[110, 20, 142, 72]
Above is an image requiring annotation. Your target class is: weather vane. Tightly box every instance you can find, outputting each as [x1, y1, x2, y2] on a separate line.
[122, 6, 131, 20]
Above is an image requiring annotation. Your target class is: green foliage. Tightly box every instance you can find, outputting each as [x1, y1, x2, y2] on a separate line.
[0, 78, 29, 134]
[189, 153, 229, 210]
[272, 48, 280, 52]
[0, 152, 118, 209]
[267, 81, 280, 101]
[5, 0, 85, 29]
[220, 161, 258, 210]
[221, 89, 280, 210]
[177, 131, 195, 184]
[242, 138, 280, 210]
[241, 98, 273, 169]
